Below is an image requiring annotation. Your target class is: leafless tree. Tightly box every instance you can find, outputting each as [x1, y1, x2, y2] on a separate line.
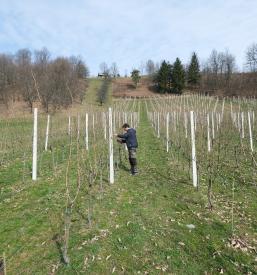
[99, 62, 109, 76]
[110, 62, 119, 78]
[33, 48, 51, 112]
[146, 59, 155, 75]
[69, 56, 89, 79]
[223, 50, 236, 85]
[209, 49, 219, 75]
[47, 56, 88, 110]
[0, 48, 89, 112]
[48, 58, 74, 110]
[0, 54, 16, 108]
[201, 49, 236, 93]
[246, 43, 257, 72]
[15, 49, 36, 112]
[139, 61, 145, 75]
[155, 62, 160, 72]
[69, 56, 89, 102]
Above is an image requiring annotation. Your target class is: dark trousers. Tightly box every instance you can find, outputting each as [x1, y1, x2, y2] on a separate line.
[128, 148, 137, 174]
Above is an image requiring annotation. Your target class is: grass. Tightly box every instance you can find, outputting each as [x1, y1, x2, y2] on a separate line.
[84, 78, 112, 107]
[0, 96, 256, 274]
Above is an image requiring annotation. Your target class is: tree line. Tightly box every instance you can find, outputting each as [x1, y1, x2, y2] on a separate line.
[0, 48, 89, 112]
[142, 43, 257, 96]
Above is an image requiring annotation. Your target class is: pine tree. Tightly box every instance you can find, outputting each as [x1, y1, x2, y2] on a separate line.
[172, 58, 185, 94]
[187, 52, 200, 85]
[155, 60, 172, 93]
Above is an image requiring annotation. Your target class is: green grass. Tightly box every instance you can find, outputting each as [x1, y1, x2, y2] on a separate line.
[84, 78, 112, 107]
[0, 101, 256, 274]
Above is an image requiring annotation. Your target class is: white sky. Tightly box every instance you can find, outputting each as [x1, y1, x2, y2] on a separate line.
[0, 0, 257, 75]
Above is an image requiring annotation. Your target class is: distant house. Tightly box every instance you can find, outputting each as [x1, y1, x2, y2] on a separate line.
[98, 73, 121, 78]
[98, 73, 108, 78]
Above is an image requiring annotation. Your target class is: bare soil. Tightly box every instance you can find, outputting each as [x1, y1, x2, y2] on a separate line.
[112, 77, 156, 98]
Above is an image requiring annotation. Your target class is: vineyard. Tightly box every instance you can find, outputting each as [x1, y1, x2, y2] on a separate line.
[0, 93, 256, 274]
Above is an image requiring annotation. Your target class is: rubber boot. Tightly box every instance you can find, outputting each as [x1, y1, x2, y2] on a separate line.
[129, 157, 134, 175]
[130, 158, 138, 175]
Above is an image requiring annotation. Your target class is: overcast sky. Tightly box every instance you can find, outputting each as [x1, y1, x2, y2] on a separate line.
[0, 0, 257, 75]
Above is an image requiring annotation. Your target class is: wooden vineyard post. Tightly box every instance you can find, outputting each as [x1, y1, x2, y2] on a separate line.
[190, 111, 197, 188]
[113, 111, 116, 133]
[221, 99, 225, 121]
[109, 107, 114, 184]
[248, 111, 253, 152]
[157, 112, 160, 138]
[32, 108, 38, 181]
[102, 112, 107, 140]
[77, 114, 80, 139]
[166, 112, 169, 152]
[252, 111, 255, 130]
[68, 116, 71, 136]
[85, 113, 89, 150]
[44, 114, 50, 151]
[1, 252, 7, 275]
[241, 112, 245, 139]
[211, 112, 215, 140]
[4, 252, 6, 275]
[207, 113, 211, 152]
[184, 112, 188, 138]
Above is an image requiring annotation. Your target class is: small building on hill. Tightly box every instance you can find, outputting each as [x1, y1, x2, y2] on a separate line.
[98, 73, 108, 78]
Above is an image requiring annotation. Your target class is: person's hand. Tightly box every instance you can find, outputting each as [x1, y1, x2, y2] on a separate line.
[117, 138, 123, 144]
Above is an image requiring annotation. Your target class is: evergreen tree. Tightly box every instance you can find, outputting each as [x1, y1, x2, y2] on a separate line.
[172, 58, 185, 94]
[131, 69, 141, 88]
[187, 52, 200, 85]
[97, 78, 110, 105]
[155, 60, 172, 93]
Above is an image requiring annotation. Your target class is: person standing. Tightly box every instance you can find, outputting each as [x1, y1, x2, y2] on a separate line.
[116, 123, 138, 175]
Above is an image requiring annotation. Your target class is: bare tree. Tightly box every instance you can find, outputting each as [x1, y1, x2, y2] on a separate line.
[15, 49, 36, 112]
[155, 62, 160, 72]
[223, 50, 236, 85]
[99, 62, 109, 76]
[0, 54, 16, 108]
[110, 62, 119, 78]
[139, 61, 145, 76]
[202, 49, 237, 92]
[69, 56, 89, 103]
[146, 59, 155, 76]
[246, 43, 257, 72]
[0, 48, 90, 112]
[69, 56, 89, 79]
[34, 48, 51, 112]
[48, 58, 74, 110]
[209, 50, 219, 75]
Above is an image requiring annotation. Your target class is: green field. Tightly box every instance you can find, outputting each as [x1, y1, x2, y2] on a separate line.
[0, 81, 256, 274]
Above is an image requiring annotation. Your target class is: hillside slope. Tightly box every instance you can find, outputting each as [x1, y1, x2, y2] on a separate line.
[0, 102, 256, 274]
[112, 77, 155, 98]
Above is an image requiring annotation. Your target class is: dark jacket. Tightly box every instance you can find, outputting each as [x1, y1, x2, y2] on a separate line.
[118, 128, 138, 149]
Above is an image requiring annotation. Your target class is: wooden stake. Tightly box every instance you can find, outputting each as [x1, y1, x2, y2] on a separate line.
[190, 111, 197, 187]
[85, 113, 89, 150]
[32, 108, 38, 181]
[109, 107, 114, 184]
[44, 114, 50, 151]
[248, 111, 253, 152]
[166, 112, 169, 152]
